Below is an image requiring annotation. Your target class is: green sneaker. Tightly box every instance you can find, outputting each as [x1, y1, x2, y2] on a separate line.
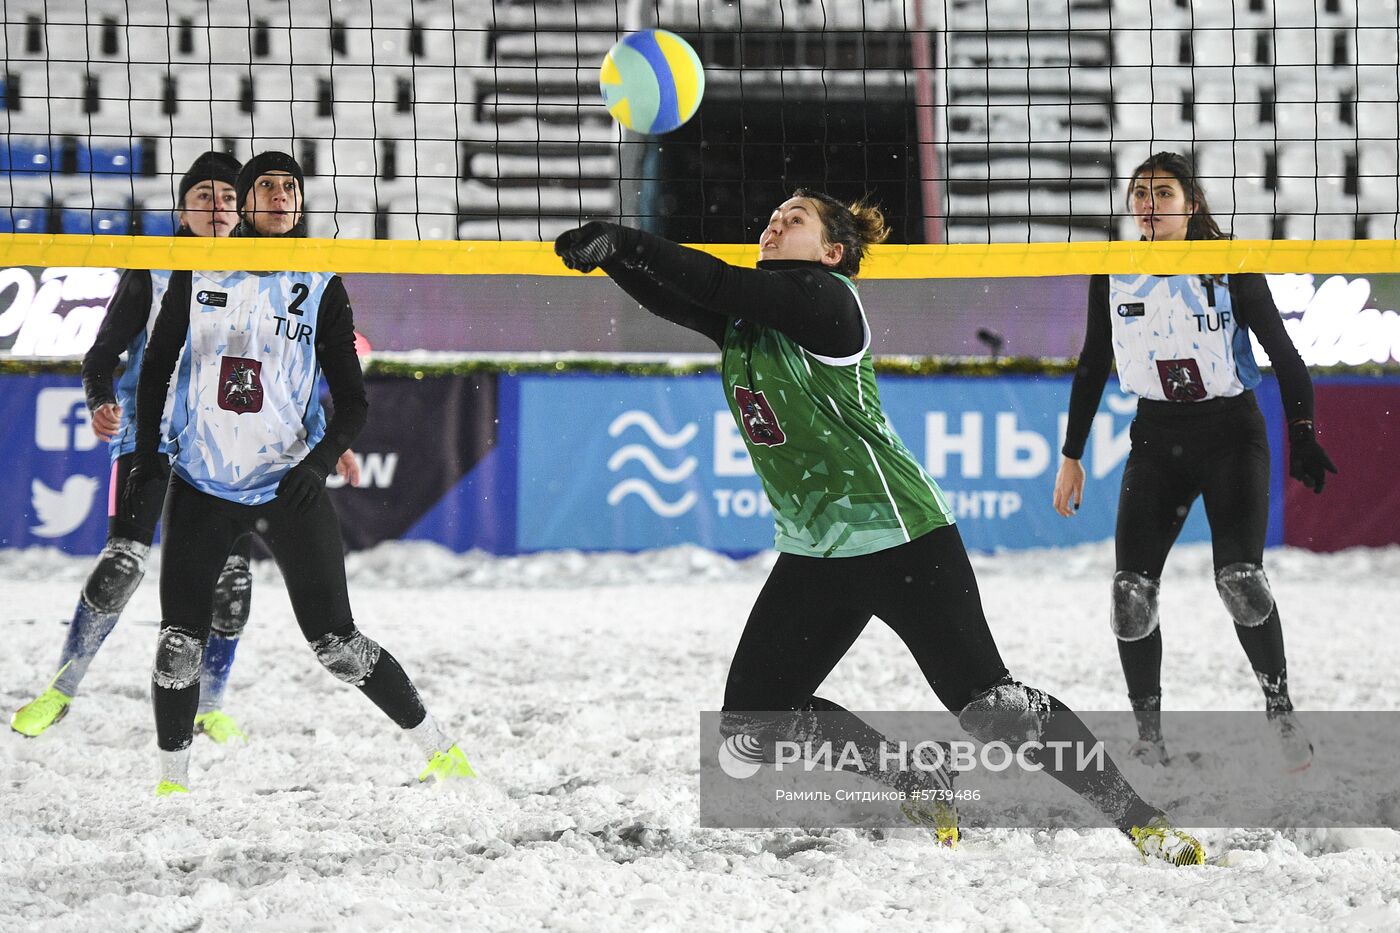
[1128, 815, 1206, 866]
[155, 780, 189, 797]
[194, 710, 247, 744]
[418, 744, 476, 782]
[11, 687, 73, 737]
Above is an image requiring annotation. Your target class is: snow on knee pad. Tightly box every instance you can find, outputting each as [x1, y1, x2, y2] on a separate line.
[957, 678, 1052, 745]
[310, 627, 382, 686]
[153, 627, 205, 690]
[1215, 562, 1275, 627]
[82, 538, 150, 614]
[1111, 571, 1161, 641]
[211, 554, 252, 637]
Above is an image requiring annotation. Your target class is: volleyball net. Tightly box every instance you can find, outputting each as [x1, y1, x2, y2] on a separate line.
[2, 0, 1400, 373]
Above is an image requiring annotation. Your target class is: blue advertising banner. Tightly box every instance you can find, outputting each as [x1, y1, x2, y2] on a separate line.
[0, 371, 1291, 556]
[0, 375, 113, 553]
[879, 375, 1214, 552]
[516, 374, 773, 552]
[513, 373, 1277, 553]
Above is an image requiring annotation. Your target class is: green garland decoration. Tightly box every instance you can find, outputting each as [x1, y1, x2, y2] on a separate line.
[2, 357, 1395, 379]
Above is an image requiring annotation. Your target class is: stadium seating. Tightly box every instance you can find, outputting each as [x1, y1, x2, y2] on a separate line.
[2, 0, 1397, 244]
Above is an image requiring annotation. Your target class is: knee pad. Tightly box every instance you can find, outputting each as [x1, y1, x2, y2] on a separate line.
[957, 676, 1052, 745]
[1111, 571, 1161, 641]
[153, 627, 205, 690]
[1215, 562, 1274, 627]
[82, 538, 149, 614]
[310, 626, 382, 686]
[211, 554, 252, 637]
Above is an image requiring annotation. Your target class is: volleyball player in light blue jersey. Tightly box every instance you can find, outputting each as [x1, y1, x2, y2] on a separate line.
[130, 152, 472, 795]
[162, 268, 337, 503]
[11, 153, 257, 743]
[1053, 152, 1335, 771]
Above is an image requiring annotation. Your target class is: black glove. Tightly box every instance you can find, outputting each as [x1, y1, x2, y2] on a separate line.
[277, 460, 330, 512]
[120, 451, 165, 525]
[554, 221, 630, 273]
[1288, 421, 1337, 494]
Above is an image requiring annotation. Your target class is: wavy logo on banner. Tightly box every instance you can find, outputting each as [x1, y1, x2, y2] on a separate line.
[605, 411, 698, 517]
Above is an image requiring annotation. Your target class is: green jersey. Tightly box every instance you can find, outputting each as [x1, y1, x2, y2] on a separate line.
[720, 273, 955, 557]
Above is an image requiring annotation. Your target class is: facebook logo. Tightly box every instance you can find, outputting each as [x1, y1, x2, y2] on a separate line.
[35, 388, 98, 451]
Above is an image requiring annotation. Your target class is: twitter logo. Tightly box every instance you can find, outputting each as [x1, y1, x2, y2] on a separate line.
[31, 475, 100, 538]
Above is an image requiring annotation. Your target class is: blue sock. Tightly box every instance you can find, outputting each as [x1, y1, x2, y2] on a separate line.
[198, 631, 241, 713]
[53, 597, 121, 697]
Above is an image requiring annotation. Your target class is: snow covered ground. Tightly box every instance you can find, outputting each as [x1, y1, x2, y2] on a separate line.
[3, 541, 1400, 932]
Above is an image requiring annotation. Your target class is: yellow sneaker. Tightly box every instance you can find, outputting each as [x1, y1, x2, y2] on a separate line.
[194, 710, 247, 745]
[418, 744, 476, 782]
[900, 797, 960, 848]
[1128, 815, 1205, 866]
[11, 687, 73, 737]
[155, 780, 189, 797]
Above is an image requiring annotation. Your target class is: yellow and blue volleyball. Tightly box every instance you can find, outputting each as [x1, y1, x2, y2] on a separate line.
[599, 29, 705, 135]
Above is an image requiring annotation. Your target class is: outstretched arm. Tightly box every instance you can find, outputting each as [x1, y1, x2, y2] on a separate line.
[602, 261, 728, 347]
[558, 223, 864, 358]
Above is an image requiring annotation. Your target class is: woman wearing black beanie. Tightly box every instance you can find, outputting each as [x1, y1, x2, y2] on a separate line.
[130, 151, 473, 794]
[11, 151, 251, 743]
[231, 150, 308, 238]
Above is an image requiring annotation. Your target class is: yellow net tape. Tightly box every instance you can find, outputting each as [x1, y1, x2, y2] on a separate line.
[4, 234, 1399, 278]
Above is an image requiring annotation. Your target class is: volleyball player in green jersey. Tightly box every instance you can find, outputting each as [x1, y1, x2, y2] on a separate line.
[556, 191, 1204, 866]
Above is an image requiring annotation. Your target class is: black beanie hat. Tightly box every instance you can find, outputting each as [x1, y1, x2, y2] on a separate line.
[177, 151, 241, 206]
[235, 150, 305, 214]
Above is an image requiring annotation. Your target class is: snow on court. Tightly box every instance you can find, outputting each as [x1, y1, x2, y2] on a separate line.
[3, 541, 1400, 932]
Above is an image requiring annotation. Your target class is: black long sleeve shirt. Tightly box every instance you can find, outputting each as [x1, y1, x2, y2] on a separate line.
[601, 230, 866, 357]
[81, 268, 152, 411]
[134, 272, 368, 478]
[1062, 273, 1315, 459]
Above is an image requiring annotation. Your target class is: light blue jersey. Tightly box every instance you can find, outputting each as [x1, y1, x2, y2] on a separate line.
[1108, 274, 1262, 402]
[167, 270, 334, 504]
[109, 270, 177, 460]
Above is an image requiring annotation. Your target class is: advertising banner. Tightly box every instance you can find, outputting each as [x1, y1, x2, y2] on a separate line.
[7, 264, 1400, 363]
[1284, 379, 1400, 551]
[0, 373, 508, 556]
[513, 373, 1252, 554]
[0, 374, 115, 553]
[327, 374, 507, 553]
[4, 372, 1391, 557]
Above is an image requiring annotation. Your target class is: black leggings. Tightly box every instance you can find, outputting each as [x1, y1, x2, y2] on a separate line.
[724, 523, 1008, 713]
[1115, 392, 1286, 701]
[159, 475, 353, 644]
[1116, 392, 1271, 576]
[154, 475, 425, 751]
[722, 524, 1158, 829]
